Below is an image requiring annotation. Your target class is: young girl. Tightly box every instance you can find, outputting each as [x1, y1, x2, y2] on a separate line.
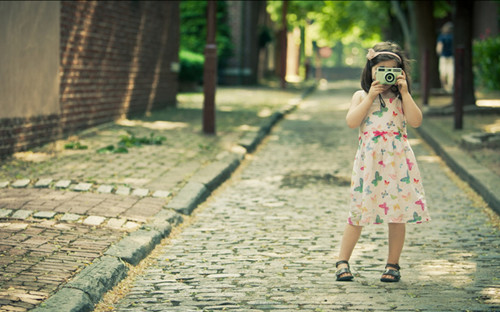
[336, 42, 430, 283]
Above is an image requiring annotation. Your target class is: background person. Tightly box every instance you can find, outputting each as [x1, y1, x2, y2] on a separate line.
[436, 22, 454, 93]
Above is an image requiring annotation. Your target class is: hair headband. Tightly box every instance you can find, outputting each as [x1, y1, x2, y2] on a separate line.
[366, 48, 402, 63]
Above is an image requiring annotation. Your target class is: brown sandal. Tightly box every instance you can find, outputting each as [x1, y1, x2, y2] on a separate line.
[381, 263, 401, 282]
[336, 260, 354, 281]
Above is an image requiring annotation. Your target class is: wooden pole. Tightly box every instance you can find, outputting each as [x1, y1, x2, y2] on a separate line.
[203, 0, 217, 134]
[422, 49, 430, 106]
[454, 46, 464, 130]
[280, 0, 288, 89]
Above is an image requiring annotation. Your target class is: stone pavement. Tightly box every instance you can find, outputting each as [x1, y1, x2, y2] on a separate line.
[0, 85, 308, 311]
[108, 81, 499, 311]
[416, 100, 500, 215]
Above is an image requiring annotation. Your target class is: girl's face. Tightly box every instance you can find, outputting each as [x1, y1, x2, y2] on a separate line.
[371, 59, 399, 80]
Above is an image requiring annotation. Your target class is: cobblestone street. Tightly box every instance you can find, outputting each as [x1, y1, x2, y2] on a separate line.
[112, 83, 500, 311]
[0, 87, 304, 311]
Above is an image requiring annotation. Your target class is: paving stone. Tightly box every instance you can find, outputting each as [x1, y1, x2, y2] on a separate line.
[60, 213, 82, 222]
[83, 216, 106, 226]
[106, 218, 127, 229]
[72, 182, 93, 192]
[116, 186, 131, 196]
[123, 221, 140, 231]
[131, 188, 149, 197]
[97, 185, 114, 194]
[34, 178, 53, 188]
[11, 179, 31, 188]
[0, 208, 13, 218]
[33, 211, 57, 219]
[0, 181, 10, 188]
[11, 209, 33, 219]
[152, 190, 171, 198]
[54, 180, 72, 189]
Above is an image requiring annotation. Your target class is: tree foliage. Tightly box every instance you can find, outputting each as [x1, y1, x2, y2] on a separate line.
[267, 0, 387, 48]
[473, 35, 500, 90]
[179, 1, 234, 84]
[180, 0, 233, 60]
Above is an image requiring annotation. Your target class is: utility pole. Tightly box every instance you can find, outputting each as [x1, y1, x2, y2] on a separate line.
[203, 0, 217, 134]
[454, 46, 464, 129]
[280, 0, 288, 89]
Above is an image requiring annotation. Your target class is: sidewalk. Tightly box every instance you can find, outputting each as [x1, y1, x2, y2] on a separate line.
[0, 83, 313, 311]
[416, 92, 500, 214]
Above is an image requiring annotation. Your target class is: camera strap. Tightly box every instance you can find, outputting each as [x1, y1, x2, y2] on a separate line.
[378, 94, 386, 108]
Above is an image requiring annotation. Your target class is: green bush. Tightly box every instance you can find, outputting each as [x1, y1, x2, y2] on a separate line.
[473, 35, 500, 90]
[179, 49, 204, 83]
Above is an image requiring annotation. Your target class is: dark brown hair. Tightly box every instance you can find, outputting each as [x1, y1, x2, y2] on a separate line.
[360, 42, 411, 96]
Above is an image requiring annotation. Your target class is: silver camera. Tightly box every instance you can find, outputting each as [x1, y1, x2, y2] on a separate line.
[375, 67, 402, 85]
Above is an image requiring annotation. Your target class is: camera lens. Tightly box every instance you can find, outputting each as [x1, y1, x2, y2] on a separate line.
[385, 73, 395, 83]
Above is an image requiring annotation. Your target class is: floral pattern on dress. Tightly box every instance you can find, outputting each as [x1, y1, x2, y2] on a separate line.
[348, 92, 431, 226]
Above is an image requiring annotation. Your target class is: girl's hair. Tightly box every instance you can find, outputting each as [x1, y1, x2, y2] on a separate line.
[361, 41, 411, 96]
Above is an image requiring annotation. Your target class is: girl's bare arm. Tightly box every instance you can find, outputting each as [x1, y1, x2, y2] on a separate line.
[346, 91, 375, 129]
[401, 92, 423, 128]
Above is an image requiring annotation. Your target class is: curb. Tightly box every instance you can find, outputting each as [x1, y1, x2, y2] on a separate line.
[416, 120, 500, 215]
[33, 256, 128, 312]
[33, 83, 317, 312]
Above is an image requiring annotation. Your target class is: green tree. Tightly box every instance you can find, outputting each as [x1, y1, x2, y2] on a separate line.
[267, 1, 387, 47]
[180, 1, 233, 64]
[267, 1, 390, 68]
[179, 1, 234, 85]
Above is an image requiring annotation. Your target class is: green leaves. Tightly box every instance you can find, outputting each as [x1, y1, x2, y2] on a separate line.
[473, 35, 500, 91]
[64, 141, 88, 150]
[118, 133, 166, 147]
[267, 0, 386, 47]
[97, 133, 166, 154]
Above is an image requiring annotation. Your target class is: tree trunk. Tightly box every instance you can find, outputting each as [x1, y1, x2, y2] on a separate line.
[453, 1, 476, 106]
[391, 1, 411, 56]
[413, 1, 440, 90]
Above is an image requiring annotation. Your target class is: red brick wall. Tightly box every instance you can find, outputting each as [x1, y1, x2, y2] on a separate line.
[0, 0, 179, 157]
[0, 115, 61, 157]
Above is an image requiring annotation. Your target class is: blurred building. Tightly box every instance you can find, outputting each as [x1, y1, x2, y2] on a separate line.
[0, 1, 180, 157]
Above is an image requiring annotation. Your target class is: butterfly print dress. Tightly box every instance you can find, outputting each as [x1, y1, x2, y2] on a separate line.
[348, 92, 430, 225]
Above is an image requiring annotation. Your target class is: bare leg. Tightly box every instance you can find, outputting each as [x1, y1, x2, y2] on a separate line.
[383, 223, 406, 280]
[337, 224, 363, 277]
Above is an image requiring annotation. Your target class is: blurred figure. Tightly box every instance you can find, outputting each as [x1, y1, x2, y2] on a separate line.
[436, 22, 454, 93]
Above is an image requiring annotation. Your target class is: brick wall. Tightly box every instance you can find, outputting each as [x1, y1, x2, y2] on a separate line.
[0, 115, 62, 156]
[0, 0, 179, 157]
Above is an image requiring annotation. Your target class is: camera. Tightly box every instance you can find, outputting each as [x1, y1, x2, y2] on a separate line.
[375, 67, 402, 85]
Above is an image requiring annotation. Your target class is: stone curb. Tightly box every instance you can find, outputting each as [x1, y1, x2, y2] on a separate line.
[105, 229, 165, 266]
[33, 83, 317, 312]
[416, 120, 500, 215]
[165, 181, 210, 215]
[32, 256, 127, 312]
[190, 153, 244, 191]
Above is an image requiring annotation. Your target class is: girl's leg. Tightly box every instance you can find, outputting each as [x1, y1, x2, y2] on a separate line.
[337, 224, 363, 276]
[383, 223, 406, 279]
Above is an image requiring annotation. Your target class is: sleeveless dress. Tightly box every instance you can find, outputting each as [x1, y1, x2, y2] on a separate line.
[348, 91, 431, 226]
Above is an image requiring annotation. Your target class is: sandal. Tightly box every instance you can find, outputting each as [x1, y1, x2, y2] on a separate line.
[336, 260, 354, 281]
[381, 263, 401, 282]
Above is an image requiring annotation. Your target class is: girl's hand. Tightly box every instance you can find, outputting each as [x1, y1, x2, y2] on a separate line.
[368, 80, 389, 98]
[397, 70, 409, 94]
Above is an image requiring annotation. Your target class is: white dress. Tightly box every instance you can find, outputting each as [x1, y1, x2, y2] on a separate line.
[348, 91, 431, 225]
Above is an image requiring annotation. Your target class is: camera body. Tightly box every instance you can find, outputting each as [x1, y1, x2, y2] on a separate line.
[375, 67, 402, 85]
